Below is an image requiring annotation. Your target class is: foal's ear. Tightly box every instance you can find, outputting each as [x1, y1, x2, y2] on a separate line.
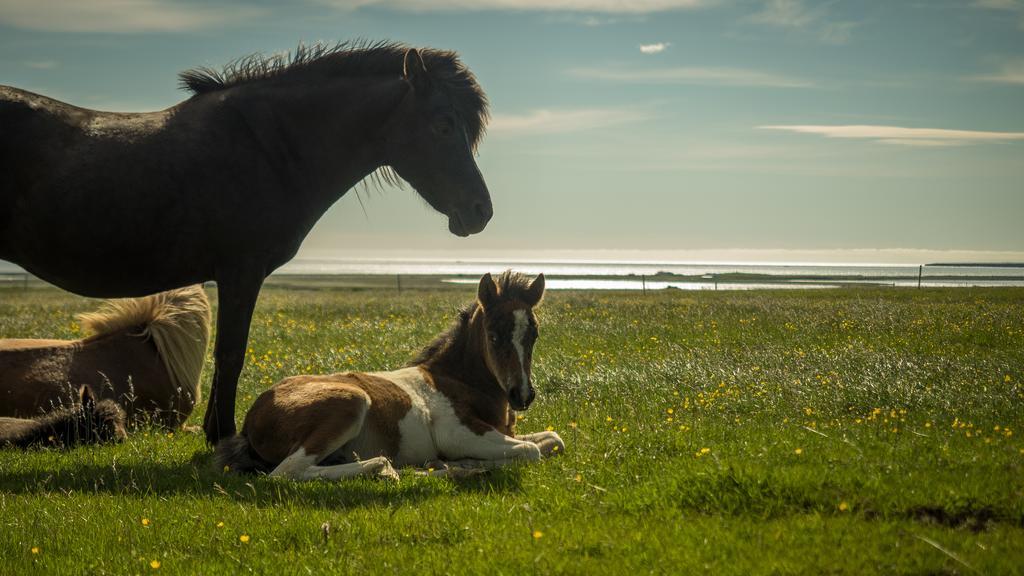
[524, 273, 546, 306]
[79, 386, 96, 412]
[403, 48, 430, 91]
[478, 273, 498, 309]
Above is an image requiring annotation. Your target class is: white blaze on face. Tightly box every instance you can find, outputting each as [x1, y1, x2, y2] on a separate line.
[512, 309, 529, 393]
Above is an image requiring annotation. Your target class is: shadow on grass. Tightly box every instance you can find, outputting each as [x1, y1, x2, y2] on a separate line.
[0, 449, 529, 509]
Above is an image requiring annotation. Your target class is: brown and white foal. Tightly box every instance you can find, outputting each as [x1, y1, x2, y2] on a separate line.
[216, 271, 563, 480]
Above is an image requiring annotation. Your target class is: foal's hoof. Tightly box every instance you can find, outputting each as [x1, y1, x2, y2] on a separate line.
[376, 459, 400, 482]
[538, 432, 566, 457]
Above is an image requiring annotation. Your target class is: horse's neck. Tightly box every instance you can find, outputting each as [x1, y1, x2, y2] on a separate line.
[224, 76, 408, 213]
[426, 311, 507, 421]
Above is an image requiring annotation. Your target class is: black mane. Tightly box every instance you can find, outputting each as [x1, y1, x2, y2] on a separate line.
[408, 302, 477, 368]
[178, 40, 489, 149]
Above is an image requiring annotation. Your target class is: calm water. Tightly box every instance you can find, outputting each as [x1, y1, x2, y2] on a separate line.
[3, 258, 1023, 290]
[276, 258, 1024, 290]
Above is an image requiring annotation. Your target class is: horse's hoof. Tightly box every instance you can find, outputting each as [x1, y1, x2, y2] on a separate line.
[539, 432, 566, 457]
[377, 460, 400, 482]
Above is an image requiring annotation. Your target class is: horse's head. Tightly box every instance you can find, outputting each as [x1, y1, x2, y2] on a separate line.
[476, 271, 546, 410]
[384, 49, 492, 237]
[75, 386, 128, 444]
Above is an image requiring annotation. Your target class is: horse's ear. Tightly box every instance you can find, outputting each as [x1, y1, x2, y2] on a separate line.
[525, 273, 545, 306]
[403, 48, 430, 91]
[478, 273, 498, 309]
[79, 386, 95, 412]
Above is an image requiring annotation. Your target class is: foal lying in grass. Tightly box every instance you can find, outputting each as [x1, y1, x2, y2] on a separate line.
[217, 271, 563, 480]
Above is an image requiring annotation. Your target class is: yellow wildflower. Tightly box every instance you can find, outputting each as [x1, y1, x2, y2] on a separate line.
[150, 560, 161, 570]
[31, 547, 40, 554]
[141, 518, 150, 527]
[838, 502, 849, 512]
[532, 530, 544, 539]
[239, 534, 250, 543]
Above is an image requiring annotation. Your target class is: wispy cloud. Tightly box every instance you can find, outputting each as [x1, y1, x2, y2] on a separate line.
[490, 108, 649, 136]
[969, 59, 1024, 84]
[970, 0, 1024, 29]
[747, 0, 858, 45]
[321, 0, 710, 13]
[971, 0, 1021, 10]
[760, 124, 1024, 147]
[640, 42, 671, 54]
[571, 66, 815, 88]
[23, 60, 59, 70]
[0, 0, 265, 33]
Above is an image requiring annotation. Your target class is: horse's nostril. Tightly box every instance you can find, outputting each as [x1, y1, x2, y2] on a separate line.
[474, 201, 493, 220]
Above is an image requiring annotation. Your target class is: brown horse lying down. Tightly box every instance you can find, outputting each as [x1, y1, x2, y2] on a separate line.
[217, 271, 564, 480]
[0, 286, 210, 429]
[0, 385, 126, 448]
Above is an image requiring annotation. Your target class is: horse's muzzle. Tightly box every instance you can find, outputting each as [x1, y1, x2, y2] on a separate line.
[509, 385, 535, 411]
[448, 199, 492, 237]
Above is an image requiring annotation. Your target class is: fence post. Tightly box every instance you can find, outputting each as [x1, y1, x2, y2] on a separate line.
[396, 274, 402, 293]
[917, 265, 922, 289]
[641, 275, 646, 295]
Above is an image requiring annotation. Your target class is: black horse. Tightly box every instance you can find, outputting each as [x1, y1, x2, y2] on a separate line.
[0, 42, 493, 444]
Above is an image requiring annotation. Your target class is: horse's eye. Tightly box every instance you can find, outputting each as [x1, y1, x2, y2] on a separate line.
[434, 115, 455, 136]
[489, 333, 499, 345]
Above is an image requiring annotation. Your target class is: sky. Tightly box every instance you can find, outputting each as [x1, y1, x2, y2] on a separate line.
[2, 0, 1023, 263]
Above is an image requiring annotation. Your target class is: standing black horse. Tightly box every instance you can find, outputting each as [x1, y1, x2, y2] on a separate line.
[0, 42, 493, 444]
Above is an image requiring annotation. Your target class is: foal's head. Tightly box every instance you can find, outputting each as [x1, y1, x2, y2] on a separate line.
[384, 49, 492, 237]
[476, 271, 546, 410]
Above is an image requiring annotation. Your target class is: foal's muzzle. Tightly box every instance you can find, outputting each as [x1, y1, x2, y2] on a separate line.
[509, 385, 535, 411]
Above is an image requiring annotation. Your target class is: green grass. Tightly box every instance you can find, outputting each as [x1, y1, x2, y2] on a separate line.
[1, 285, 1022, 574]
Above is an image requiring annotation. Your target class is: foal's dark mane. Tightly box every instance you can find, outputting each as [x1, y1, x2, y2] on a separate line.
[178, 40, 489, 150]
[409, 271, 536, 367]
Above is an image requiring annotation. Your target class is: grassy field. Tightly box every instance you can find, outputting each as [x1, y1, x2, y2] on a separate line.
[1, 284, 1022, 574]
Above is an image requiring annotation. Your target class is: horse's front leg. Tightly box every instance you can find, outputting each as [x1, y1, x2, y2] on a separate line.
[516, 431, 565, 457]
[203, 268, 264, 445]
[439, 425, 542, 466]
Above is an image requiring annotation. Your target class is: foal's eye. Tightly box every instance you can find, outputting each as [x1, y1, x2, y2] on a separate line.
[489, 333, 499, 345]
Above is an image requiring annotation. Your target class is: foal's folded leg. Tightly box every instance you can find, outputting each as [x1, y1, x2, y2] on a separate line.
[302, 456, 399, 481]
[515, 431, 565, 457]
[266, 389, 396, 481]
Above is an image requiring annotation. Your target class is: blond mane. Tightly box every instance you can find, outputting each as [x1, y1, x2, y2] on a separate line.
[77, 285, 211, 405]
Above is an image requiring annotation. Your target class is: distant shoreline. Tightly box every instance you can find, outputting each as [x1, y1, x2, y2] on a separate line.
[927, 262, 1024, 268]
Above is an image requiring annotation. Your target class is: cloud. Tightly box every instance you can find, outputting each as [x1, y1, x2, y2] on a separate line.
[0, 0, 265, 33]
[970, 59, 1024, 84]
[759, 124, 1024, 146]
[749, 0, 816, 27]
[639, 42, 671, 54]
[570, 66, 815, 88]
[747, 0, 858, 45]
[320, 0, 710, 12]
[489, 108, 649, 136]
[971, 0, 1020, 10]
[23, 60, 59, 70]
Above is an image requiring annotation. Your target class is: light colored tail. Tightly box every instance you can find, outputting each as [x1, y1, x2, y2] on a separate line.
[77, 285, 212, 405]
